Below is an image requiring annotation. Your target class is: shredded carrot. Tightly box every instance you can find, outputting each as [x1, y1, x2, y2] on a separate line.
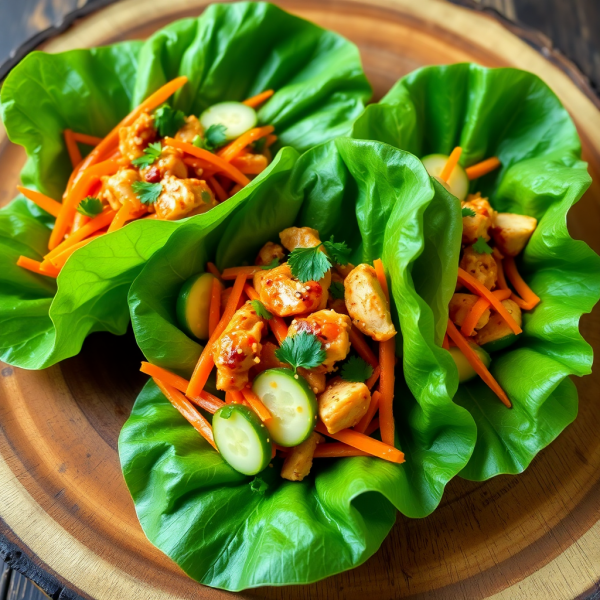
[186, 272, 247, 397]
[206, 262, 222, 280]
[164, 138, 250, 186]
[242, 89, 274, 108]
[446, 320, 511, 407]
[465, 157, 501, 180]
[107, 199, 136, 233]
[378, 339, 396, 446]
[229, 183, 243, 197]
[457, 268, 522, 335]
[244, 283, 288, 343]
[47, 234, 102, 269]
[241, 387, 272, 422]
[225, 392, 235, 404]
[16, 256, 59, 278]
[365, 365, 380, 390]
[207, 176, 228, 202]
[16, 186, 61, 218]
[314, 443, 370, 458]
[495, 252, 509, 290]
[503, 256, 540, 310]
[143, 213, 159, 220]
[440, 147, 463, 183]
[264, 134, 277, 149]
[349, 326, 378, 369]
[354, 390, 381, 434]
[228, 390, 245, 403]
[231, 153, 268, 175]
[221, 265, 263, 280]
[71, 211, 90, 232]
[153, 377, 217, 449]
[64, 129, 82, 168]
[218, 126, 275, 163]
[208, 277, 222, 337]
[442, 333, 450, 350]
[460, 296, 492, 337]
[364, 417, 381, 437]
[373, 258, 390, 302]
[315, 422, 404, 464]
[72, 132, 103, 146]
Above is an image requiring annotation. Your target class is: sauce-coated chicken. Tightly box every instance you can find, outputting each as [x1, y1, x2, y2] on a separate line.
[119, 111, 156, 163]
[318, 378, 371, 434]
[255, 241, 285, 267]
[154, 175, 216, 220]
[461, 193, 497, 245]
[280, 432, 323, 481]
[100, 168, 143, 213]
[141, 147, 187, 182]
[449, 293, 490, 330]
[475, 299, 522, 346]
[175, 115, 204, 145]
[459, 246, 498, 290]
[279, 226, 321, 251]
[491, 212, 537, 257]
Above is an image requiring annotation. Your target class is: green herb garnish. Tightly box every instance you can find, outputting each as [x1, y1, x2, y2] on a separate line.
[251, 299, 272, 320]
[76, 196, 103, 217]
[154, 105, 186, 138]
[288, 236, 353, 283]
[340, 355, 373, 383]
[131, 142, 162, 168]
[274, 332, 326, 374]
[462, 207, 476, 218]
[261, 258, 280, 270]
[192, 124, 228, 152]
[472, 236, 493, 254]
[131, 181, 162, 205]
[329, 281, 345, 300]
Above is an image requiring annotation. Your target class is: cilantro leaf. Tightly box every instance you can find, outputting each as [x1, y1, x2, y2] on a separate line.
[250, 476, 269, 495]
[131, 181, 162, 205]
[192, 124, 228, 152]
[154, 105, 186, 138]
[131, 142, 162, 168]
[261, 257, 280, 270]
[251, 299, 272, 320]
[76, 196, 103, 217]
[275, 332, 326, 374]
[323, 236, 352, 266]
[340, 355, 373, 383]
[330, 281, 345, 300]
[462, 207, 476, 218]
[472, 236, 493, 254]
[288, 246, 331, 283]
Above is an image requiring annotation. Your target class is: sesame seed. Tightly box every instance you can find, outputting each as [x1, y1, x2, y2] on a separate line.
[236, 348, 243, 354]
[254, 357, 261, 363]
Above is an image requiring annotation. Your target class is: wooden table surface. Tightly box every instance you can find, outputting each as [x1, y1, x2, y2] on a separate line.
[0, 0, 598, 599]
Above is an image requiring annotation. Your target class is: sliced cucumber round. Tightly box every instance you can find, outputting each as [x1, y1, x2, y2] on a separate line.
[422, 153, 469, 201]
[481, 333, 519, 353]
[176, 272, 217, 341]
[252, 368, 317, 447]
[200, 102, 257, 141]
[213, 405, 272, 476]
[449, 345, 491, 383]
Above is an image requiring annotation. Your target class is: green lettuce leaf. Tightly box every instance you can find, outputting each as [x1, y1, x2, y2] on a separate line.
[0, 3, 371, 369]
[121, 138, 476, 589]
[352, 63, 600, 480]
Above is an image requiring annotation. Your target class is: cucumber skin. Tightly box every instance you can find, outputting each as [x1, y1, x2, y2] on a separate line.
[176, 272, 209, 341]
[449, 345, 492, 383]
[481, 334, 519, 353]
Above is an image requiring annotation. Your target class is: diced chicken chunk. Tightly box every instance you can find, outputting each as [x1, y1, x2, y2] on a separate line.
[297, 368, 326, 395]
[459, 246, 498, 290]
[142, 147, 188, 182]
[491, 212, 537, 257]
[318, 378, 371, 434]
[461, 193, 497, 245]
[287, 310, 352, 372]
[213, 302, 264, 391]
[255, 241, 285, 267]
[449, 293, 490, 330]
[100, 168, 143, 213]
[475, 299, 522, 346]
[174, 115, 203, 145]
[253, 263, 330, 317]
[279, 226, 321, 251]
[119, 111, 156, 163]
[280, 432, 323, 482]
[344, 264, 396, 342]
[154, 175, 216, 220]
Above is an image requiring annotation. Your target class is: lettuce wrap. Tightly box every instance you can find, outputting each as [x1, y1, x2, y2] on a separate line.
[352, 63, 600, 480]
[120, 138, 477, 589]
[0, 1, 371, 369]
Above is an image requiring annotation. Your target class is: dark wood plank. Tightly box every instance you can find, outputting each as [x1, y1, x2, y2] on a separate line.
[1, 562, 11, 600]
[5, 570, 47, 600]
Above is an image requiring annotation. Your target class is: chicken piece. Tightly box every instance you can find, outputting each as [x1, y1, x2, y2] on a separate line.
[175, 115, 203, 145]
[327, 271, 348, 314]
[253, 263, 329, 317]
[255, 241, 285, 267]
[334, 263, 355, 279]
[449, 293, 490, 330]
[212, 302, 264, 391]
[297, 368, 326, 395]
[318, 378, 371, 434]
[279, 226, 321, 251]
[461, 193, 497, 245]
[344, 264, 396, 342]
[118, 111, 156, 163]
[281, 432, 323, 482]
[100, 168, 144, 213]
[490, 212, 537, 257]
[154, 175, 217, 220]
[141, 147, 188, 182]
[460, 246, 498, 291]
[475, 299, 522, 346]
[287, 310, 352, 373]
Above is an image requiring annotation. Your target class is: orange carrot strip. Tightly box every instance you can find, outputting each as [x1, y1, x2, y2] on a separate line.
[16, 186, 61, 218]
[354, 390, 381, 434]
[207, 176, 228, 202]
[460, 296, 492, 337]
[244, 283, 288, 343]
[164, 138, 250, 186]
[440, 147, 462, 183]
[314, 443, 370, 458]
[442, 333, 450, 350]
[229, 183, 243, 197]
[48, 234, 103, 269]
[365, 365, 380, 390]
[349, 326, 378, 369]
[228, 390, 245, 403]
[186, 272, 247, 397]
[315, 422, 404, 464]
[503, 256, 541, 310]
[221, 265, 262, 280]
[373, 258, 390, 303]
[242, 89, 274, 108]
[206, 262, 222, 280]
[241, 387, 272, 422]
[495, 253, 509, 290]
[208, 277, 222, 337]
[143, 213, 159, 220]
[71, 211, 90, 233]
[16, 256, 59, 278]
[264, 134, 277, 149]
[446, 320, 511, 407]
[64, 129, 82, 168]
[378, 339, 396, 446]
[217, 126, 275, 163]
[493, 289, 512, 300]
[72, 132, 103, 146]
[153, 378, 217, 449]
[457, 268, 522, 335]
[231, 153, 268, 175]
[465, 157, 501, 180]
[107, 199, 134, 233]
[364, 417, 381, 437]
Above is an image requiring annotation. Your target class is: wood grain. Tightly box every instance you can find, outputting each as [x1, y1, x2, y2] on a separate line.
[0, 1, 599, 599]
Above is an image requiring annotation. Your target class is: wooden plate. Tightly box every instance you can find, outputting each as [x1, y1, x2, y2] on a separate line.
[1, 1, 599, 598]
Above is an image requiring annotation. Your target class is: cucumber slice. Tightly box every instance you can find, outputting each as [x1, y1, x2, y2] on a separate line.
[200, 102, 257, 141]
[481, 333, 519, 353]
[422, 153, 469, 201]
[449, 345, 491, 383]
[176, 272, 216, 341]
[213, 405, 272, 476]
[252, 368, 317, 447]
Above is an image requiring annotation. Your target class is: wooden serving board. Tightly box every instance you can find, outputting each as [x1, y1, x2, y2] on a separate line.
[1, 1, 599, 599]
